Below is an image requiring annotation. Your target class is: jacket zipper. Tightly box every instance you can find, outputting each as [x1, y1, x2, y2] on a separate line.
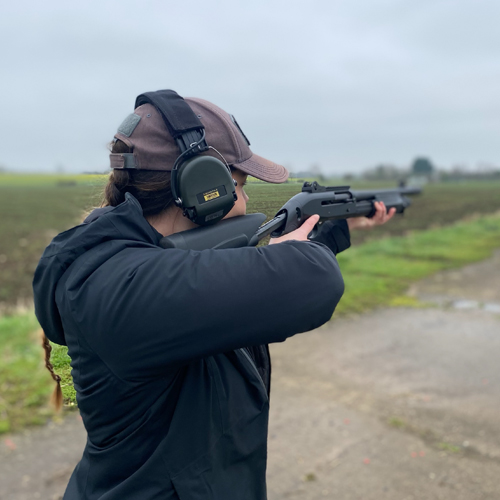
[239, 348, 269, 402]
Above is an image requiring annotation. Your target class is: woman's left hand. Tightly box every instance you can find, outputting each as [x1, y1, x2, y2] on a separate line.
[347, 201, 396, 231]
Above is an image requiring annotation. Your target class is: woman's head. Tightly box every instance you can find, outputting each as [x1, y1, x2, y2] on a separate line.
[102, 140, 250, 235]
[103, 90, 288, 231]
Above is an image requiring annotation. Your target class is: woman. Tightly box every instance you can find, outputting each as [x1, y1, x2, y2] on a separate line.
[33, 91, 394, 500]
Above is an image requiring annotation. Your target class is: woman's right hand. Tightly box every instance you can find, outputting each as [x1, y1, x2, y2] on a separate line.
[268, 214, 321, 245]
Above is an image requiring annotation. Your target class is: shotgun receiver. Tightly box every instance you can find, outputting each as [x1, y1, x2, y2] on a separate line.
[159, 181, 421, 251]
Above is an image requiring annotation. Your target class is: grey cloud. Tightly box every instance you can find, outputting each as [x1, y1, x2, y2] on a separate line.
[1, 0, 499, 174]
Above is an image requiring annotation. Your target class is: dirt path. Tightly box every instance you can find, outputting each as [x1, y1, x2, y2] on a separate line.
[1, 252, 499, 499]
[267, 251, 500, 500]
[0, 414, 86, 499]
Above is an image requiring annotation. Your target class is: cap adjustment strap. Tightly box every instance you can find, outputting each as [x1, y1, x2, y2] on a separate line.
[109, 153, 138, 169]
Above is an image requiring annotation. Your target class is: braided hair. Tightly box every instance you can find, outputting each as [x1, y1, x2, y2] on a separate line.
[41, 331, 63, 411]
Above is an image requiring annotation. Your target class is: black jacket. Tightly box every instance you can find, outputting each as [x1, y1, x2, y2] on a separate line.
[33, 194, 345, 500]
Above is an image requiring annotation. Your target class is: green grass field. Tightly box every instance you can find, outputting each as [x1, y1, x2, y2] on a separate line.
[336, 213, 500, 313]
[2, 173, 500, 310]
[1, 173, 500, 433]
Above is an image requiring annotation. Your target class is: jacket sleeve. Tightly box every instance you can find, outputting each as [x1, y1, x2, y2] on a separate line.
[69, 240, 344, 380]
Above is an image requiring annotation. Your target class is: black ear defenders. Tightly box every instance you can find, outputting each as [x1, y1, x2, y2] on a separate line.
[135, 90, 237, 226]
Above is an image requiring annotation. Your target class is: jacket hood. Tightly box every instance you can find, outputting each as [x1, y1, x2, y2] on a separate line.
[33, 193, 162, 346]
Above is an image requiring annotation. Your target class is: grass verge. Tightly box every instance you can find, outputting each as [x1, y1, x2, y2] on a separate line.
[1, 212, 499, 433]
[335, 213, 500, 314]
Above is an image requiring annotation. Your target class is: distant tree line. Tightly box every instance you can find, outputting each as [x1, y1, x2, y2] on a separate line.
[361, 157, 500, 182]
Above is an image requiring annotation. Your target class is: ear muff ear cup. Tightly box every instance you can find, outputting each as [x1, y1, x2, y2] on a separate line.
[175, 156, 237, 226]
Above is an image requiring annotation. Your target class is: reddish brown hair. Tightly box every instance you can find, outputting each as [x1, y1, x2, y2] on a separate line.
[41, 331, 63, 411]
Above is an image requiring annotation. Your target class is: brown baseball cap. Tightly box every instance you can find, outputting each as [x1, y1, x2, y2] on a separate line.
[110, 97, 289, 184]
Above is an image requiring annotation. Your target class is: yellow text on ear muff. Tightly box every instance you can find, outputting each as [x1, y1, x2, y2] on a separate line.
[203, 189, 221, 202]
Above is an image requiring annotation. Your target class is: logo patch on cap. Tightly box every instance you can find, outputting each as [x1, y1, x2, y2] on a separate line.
[117, 113, 141, 137]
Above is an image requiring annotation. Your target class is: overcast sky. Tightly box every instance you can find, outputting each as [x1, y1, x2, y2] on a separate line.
[1, 0, 499, 175]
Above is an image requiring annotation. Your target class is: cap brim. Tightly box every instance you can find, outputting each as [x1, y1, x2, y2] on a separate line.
[233, 153, 289, 184]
